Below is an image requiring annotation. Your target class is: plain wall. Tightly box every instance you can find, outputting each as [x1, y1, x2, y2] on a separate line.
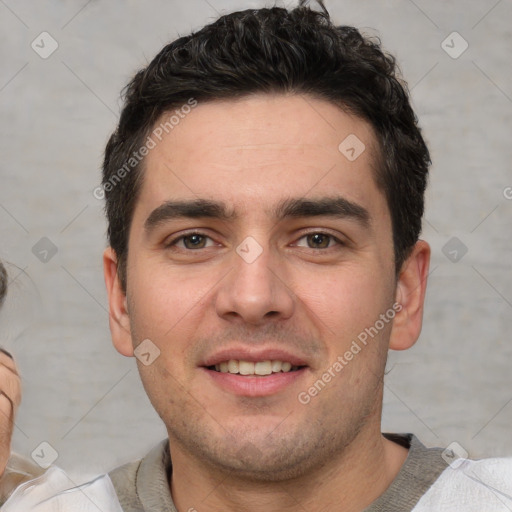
[1, 0, 511, 480]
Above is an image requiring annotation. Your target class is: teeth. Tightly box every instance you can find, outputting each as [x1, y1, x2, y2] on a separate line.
[212, 359, 300, 375]
[239, 361, 254, 375]
[271, 360, 282, 372]
[254, 361, 272, 375]
[227, 360, 239, 373]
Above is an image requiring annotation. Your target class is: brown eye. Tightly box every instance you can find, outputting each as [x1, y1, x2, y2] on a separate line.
[306, 233, 332, 249]
[166, 233, 214, 250]
[293, 232, 344, 251]
[181, 234, 208, 249]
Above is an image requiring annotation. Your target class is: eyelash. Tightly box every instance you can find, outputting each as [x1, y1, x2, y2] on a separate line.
[165, 230, 345, 251]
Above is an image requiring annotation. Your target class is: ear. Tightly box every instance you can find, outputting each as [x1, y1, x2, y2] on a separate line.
[103, 247, 134, 357]
[389, 240, 430, 351]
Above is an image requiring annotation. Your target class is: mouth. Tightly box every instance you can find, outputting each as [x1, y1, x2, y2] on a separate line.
[201, 354, 309, 397]
[207, 359, 306, 376]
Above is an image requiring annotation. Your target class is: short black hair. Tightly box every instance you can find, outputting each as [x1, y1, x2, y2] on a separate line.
[102, 0, 430, 290]
[0, 261, 7, 306]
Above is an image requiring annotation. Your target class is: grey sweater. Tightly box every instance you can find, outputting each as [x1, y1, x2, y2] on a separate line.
[108, 433, 448, 511]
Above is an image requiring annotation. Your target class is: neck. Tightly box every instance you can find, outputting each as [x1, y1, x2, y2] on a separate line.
[168, 427, 408, 512]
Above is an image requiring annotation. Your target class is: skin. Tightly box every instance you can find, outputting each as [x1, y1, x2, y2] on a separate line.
[0, 350, 21, 478]
[104, 93, 430, 512]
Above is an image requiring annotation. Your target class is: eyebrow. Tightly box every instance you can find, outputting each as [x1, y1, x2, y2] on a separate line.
[274, 197, 370, 227]
[145, 199, 237, 232]
[144, 196, 370, 233]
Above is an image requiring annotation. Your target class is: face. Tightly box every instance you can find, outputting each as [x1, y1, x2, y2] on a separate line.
[107, 93, 418, 480]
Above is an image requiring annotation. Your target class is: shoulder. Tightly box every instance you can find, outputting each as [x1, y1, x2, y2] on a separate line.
[107, 438, 172, 512]
[3, 468, 125, 511]
[107, 458, 144, 511]
[414, 456, 512, 511]
[0, 458, 124, 511]
[0, 441, 169, 512]
[0, 453, 46, 505]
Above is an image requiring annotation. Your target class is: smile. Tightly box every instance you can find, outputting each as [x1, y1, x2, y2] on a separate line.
[208, 359, 304, 375]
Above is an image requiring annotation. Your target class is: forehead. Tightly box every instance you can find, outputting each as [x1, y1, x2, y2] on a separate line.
[137, 93, 387, 222]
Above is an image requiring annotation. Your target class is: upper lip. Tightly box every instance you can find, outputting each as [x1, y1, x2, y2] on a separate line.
[201, 347, 309, 367]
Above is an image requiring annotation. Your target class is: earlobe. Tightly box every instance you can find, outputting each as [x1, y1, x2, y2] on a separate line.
[389, 240, 431, 351]
[103, 247, 134, 357]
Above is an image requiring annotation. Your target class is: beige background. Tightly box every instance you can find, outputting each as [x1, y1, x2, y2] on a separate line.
[1, 0, 511, 480]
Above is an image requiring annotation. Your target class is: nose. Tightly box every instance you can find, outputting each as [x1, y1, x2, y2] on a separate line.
[214, 240, 295, 326]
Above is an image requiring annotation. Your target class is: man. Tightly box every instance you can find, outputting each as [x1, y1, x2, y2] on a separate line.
[1, 1, 512, 510]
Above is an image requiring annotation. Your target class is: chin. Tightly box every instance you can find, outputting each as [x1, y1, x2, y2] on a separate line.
[174, 421, 339, 482]
[204, 443, 320, 482]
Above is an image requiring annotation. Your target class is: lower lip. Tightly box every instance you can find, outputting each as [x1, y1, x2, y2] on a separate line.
[202, 367, 308, 397]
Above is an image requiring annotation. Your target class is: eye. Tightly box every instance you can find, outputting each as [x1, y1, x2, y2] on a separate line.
[295, 232, 342, 249]
[168, 232, 215, 250]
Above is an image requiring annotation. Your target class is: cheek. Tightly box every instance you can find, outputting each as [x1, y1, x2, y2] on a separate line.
[295, 265, 392, 341]
[129, 260, 193, 334]
[127, 261, 213, 369]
